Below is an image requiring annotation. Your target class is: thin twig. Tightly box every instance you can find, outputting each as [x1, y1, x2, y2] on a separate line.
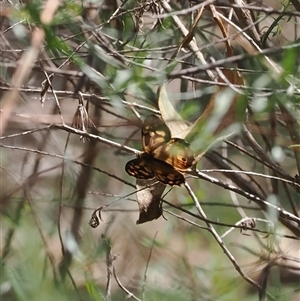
[184, 182, 262, 290]
[200, 169, 300, 189]
[195, 170, 300, 226]
[113, 265, 142, 301]
[0, 144, 135, 187]
[141, 232, 158, 300]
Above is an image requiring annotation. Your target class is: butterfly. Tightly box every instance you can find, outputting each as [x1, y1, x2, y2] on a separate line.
[125, 115, 195, 186]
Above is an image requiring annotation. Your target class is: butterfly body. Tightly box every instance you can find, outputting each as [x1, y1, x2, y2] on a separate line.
[125, 115, 195, 186]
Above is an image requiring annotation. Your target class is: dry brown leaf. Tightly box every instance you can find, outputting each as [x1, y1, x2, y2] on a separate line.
[135, 178, 166, 224]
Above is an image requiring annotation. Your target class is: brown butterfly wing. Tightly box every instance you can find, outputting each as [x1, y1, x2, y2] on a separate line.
[142, 115, 171, 153]
[152, 160, 185, 186]
[126, 153, 185, 186]
[152, 138, 195, 171]
[125, 156, 155, 179]
[143, 155, 185, 186]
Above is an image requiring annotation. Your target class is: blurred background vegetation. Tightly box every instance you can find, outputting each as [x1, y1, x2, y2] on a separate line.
[1, 0, 300, 300]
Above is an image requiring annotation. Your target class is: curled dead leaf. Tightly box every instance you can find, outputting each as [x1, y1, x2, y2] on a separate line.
[136, 178, 166, 224]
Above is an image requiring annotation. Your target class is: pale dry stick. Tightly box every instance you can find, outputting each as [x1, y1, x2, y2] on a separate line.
[0, 0, 61, 135]
[141, 232, 158, 301]
[213, 62, 244, 94]
[164, 209, 210, 231]
[0, 110, 74, 126]
[0, 61, 84, 77]
[0, 119, 138, 153]
[56, 124, 139, 154]
[105, 0, 129, 25]
[43, 71, 65, 124]
[171, 5, 205, 59]
[160, 1, 216, 81]
[1, 80, 300, 97]
[3, 19, 25, 35]
[129, 104, 142, 120]
[156, 0, 215, 18]
[226, 168, 247, 218]
[184, 182, 262, 290]
[0, 104, 157, 125]
[200, 169, 300, 190]
[221, 141, 248, 219]
[229, 187, 248, 218]
[112, 265, 143, 301]
[227, 0, 261, 44]
[0, 144, 135, 187]
[0, 126, 52, 140]
[221, 217, 273, 239]
[105, 249, 114, 301]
